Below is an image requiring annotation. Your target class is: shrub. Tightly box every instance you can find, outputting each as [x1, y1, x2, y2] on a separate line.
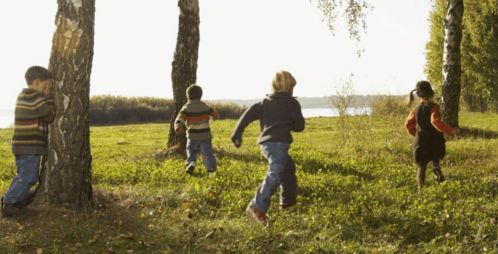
[371, 95, 408, 116]
[209, 102, 247, 120]
[330, 75, 355, 117]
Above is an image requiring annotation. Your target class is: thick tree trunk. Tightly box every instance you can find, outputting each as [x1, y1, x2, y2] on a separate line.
[167, 0, 200, 150]
[441, 0, 463, 127]
[41, 0, 94, 208]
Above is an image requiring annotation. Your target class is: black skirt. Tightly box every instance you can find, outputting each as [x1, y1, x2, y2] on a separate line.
[414, 133, 446, 164]
[413, 103, 447, 165]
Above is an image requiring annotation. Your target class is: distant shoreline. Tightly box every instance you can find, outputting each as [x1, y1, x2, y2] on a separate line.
[0, 107, 372, 129]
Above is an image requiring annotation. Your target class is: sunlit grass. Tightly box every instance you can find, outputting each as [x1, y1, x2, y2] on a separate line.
[0, 113, 497, 253]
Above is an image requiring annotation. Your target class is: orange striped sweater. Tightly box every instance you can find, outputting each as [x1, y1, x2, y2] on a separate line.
[175, 100, 218, 141]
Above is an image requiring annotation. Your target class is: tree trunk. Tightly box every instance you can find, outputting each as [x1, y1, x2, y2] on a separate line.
[441, 0, 463, 127]
[41, 0, 94, 208]
[167, 0, 200, 151]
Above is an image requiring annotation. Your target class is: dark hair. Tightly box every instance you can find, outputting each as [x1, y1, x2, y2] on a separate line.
[25, 66, 53, 85]
[186, 84, 203, 100]
[407, 80, 435, 107]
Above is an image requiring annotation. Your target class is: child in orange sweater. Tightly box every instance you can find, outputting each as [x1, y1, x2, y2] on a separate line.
[404, 81, 458, 189]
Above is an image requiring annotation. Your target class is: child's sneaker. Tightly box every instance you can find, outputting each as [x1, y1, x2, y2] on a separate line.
[185, 163, 195, 175]
[433, 167, 445, 182]
[15, 190, 36, 209]
[1, 197, 25, 217]
[279, 202, 296, 211]
[245, 204, 268, 226]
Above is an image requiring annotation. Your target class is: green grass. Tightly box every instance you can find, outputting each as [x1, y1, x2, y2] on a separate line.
[1, 113, 497, 253]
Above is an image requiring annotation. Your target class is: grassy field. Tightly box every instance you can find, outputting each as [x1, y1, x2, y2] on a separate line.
[0, 113, 497, 253]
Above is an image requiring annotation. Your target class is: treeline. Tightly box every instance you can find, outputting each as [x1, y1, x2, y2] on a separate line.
[426, 0, 498, 112]
[89, 96, 246, 125]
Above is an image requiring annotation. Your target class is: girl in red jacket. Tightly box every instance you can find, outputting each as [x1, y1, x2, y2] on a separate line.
[405, 81, 458, 190]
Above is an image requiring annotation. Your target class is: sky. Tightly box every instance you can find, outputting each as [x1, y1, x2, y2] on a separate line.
[0, 0, 432, 112]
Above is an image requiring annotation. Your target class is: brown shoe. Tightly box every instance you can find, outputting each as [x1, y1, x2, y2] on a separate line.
[433, 167, 445, 183]
[245, 204, 268, 226]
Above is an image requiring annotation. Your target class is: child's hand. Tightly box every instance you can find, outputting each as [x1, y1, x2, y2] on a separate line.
[175, 126, 184, 134]
[42, 81, 53, 96]
[452, 128, 460, 136]
[231, 137, 242, 148]
[446, 128, 460, 140]
[449, 128, 460, 138]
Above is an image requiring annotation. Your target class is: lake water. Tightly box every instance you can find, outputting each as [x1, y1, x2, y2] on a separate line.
[301, 107, 370, 118]
[0, 110, 14, 129]
[0, 107, 371, 129]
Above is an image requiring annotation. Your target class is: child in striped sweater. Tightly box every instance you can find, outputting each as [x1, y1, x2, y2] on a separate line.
[175, 85, 218, 175]
[1, 66, 55, 217]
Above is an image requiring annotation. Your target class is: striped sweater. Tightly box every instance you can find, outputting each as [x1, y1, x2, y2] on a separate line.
[175, 100, 218, 141]
[11, 88, 55, 155]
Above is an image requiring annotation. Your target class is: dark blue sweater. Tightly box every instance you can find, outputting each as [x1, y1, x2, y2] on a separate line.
[231, 92, 305, 144]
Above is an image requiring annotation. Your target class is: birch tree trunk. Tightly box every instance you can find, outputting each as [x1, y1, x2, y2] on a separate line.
[441, 0, 464, 127]
[167, 0, 200, 151]
[41, 0, 94, 208]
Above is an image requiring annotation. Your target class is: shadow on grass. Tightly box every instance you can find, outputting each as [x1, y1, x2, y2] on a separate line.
[298, 157, 375, 181]
[0, 190, 181, 253]
[459, 127, 498, 139]
[215, 147, 265, 163]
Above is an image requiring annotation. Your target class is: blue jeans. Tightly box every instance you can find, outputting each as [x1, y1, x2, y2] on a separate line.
[3, 155, 40, 204]
[186, 140, 217, 172]
[251, 142, 297, 213]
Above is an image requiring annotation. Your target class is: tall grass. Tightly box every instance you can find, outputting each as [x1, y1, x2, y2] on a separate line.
[89, 95, 246, 125]
[370, 95, 408, 116]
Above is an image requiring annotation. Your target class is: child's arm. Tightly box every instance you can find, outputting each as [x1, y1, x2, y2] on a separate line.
[291, 99, 305, 132]
[174, 109, 187, 134]
[430, 104, 455, 135]
[37, 96, 56, 124]
[404, 109, 416, 137]
[209, 108, 219, 121]
[231, 102, 262, 148]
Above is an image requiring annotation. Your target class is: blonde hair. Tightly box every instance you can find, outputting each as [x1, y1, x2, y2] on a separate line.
[271, 71, 296, 94]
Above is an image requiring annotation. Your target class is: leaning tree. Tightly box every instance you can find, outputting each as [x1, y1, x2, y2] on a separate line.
[41, 0, 95, 208]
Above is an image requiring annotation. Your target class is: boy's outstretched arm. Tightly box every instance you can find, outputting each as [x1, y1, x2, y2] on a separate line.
[292, 99, 305, 132]
[231, 103, 262, 148]
[210, 108, 219, 121]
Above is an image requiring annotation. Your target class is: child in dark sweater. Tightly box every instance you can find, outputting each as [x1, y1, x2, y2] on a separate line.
[404, 81, 458, 190]
[231, 71, 305, 226]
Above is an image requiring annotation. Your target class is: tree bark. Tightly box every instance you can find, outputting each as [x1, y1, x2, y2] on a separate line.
[41, 0, 94, 208]
[167, 0, 200, 150]
[441, 0, 463, 127]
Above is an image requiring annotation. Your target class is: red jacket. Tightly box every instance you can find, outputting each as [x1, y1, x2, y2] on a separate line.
[405, 103, 454, 137]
